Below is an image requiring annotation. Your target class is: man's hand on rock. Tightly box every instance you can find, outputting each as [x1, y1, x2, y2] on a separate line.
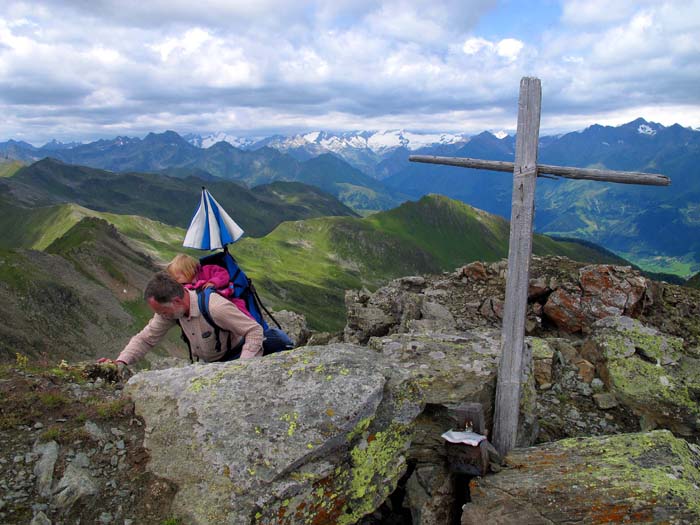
[96, 358, 132, 381]
[116, 361, 133, 382]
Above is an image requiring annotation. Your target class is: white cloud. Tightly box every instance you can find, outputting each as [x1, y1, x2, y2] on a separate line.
[463, 37, 491, 55]
[152, 27, 211, 61]
[0, 0, 699, 143]
[495, 38, 524, 61]
[462, 36, 524, 62]
[560, 0, 645, 26]
[88, 45, 123, 65]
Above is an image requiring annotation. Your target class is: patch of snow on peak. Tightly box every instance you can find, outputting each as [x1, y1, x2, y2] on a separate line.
[367, 130, 408, 152]
[401, 132, 468, 150]
[303, 131, 320, 143]
[637, 124, 657, 136]
[195, 132, 257, 149]
[493, 130, 509, 139]
[343, 135, 370, 149]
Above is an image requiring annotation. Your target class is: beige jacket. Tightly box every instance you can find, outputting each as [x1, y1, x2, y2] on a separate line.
[117, 289, 264, 364]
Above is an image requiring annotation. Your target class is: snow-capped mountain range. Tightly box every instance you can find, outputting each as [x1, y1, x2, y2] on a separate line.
[184, 129, 503, 177]
[182, 132, 262, 149]
[190, 129, 482, 155]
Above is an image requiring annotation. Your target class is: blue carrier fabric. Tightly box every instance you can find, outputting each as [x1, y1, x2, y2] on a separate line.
[199, 249, 269, 330]
[194, 249, 295, 361]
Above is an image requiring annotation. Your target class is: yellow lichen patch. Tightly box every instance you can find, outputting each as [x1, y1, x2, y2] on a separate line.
[340, 422, 411, 524]
[280, 412, 299, 437]
[346, 415, 373, 442]
[187, 368, 234, 393]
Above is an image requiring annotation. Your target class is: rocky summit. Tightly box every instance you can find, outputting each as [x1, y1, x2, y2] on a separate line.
[3, 256, 700, 524]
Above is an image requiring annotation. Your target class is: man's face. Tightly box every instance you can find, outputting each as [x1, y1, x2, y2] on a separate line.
[147, 296, 188, 320]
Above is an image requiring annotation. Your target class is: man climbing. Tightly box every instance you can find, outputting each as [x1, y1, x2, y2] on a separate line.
[99, 272, 264, 371]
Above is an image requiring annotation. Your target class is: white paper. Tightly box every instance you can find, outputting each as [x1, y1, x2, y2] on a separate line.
[441, 430, 486, 446]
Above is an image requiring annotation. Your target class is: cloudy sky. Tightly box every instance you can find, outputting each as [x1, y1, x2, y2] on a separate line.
[2, 0, 700, 144]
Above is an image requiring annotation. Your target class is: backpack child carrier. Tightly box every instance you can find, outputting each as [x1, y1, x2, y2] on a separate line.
[180, 249, 295, 363]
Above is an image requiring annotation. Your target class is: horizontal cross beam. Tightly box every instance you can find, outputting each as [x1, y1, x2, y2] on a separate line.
[409, 155, 670, 186]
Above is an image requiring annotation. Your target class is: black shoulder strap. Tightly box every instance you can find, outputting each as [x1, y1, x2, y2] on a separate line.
[176, 320, 194, 364]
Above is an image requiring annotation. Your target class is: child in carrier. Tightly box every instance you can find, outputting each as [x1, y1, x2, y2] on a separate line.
[166, 254, 254, 319]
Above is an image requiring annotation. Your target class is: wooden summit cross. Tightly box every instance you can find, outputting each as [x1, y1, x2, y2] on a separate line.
[410, 77, 670, 455]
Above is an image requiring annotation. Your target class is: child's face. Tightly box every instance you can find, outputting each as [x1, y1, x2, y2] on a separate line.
[171, 269, 193, 285]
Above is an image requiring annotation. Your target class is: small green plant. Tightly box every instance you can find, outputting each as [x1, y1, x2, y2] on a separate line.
[160, 518, 182, 525]
[45, 361, 86, 383]
[37, 391, 69, 409]
[0, 413, 23, 430]
[39, 426, 61, 442]
[67, 427, 91, 442]
[94, 398, 130, 420]
[15, 352, 28, 369]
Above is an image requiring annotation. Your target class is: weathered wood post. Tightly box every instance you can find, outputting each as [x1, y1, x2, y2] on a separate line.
[408, 76, 670, 456]
[492, 77, 541, 455]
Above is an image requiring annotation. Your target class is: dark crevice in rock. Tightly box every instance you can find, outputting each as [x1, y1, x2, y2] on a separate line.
[451, 473, 471, 525]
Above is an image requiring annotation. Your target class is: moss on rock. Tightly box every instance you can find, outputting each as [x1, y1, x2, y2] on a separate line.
[593, 317, 700, 435]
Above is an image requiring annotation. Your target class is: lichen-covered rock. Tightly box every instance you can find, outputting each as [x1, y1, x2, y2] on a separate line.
[126, 345, 428, 525]
[368, 331, 500, 407]
[587, 316, 700, 437]
[126, 332, 508, 524]
[369, 330, 538, 461]
[529, 338, 554, 388]
[462, 430, 700, 524]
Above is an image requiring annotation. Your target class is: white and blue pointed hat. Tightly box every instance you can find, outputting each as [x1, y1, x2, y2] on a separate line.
[183, 187, 244, 250]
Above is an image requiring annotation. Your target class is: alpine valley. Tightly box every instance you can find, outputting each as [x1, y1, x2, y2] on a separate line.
[3, 118, 699, 277]
[1, 118, 698, 360]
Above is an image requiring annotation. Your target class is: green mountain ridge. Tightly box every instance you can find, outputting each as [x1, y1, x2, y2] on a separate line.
[687, 272, 700, 289]
[0, 158, 358, 237]
[228, 194, 629, 330]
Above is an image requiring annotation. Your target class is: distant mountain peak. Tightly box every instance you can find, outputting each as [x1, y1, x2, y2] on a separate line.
[41, 139, 83, 150]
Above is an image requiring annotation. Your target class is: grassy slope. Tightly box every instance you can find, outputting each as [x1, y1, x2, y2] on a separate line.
[0, 159, 24, 178]
[0, 216, 186, 362]
[0, 193, 631, 333]
[232, 195, 627, 330]
[0, 197, 202, 264]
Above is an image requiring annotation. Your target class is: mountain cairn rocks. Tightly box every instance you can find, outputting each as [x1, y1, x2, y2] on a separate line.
[462, 430, 700, 524]
[344, 257, 654, 344]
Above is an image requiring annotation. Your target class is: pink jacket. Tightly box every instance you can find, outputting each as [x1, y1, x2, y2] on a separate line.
[189, 264, 231, 294]
[185, 264, 254, 320]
